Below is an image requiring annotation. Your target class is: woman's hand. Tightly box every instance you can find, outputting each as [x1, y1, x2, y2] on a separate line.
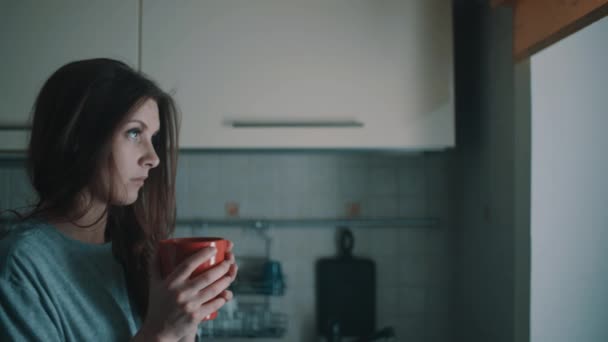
[133, 242, 238, 342]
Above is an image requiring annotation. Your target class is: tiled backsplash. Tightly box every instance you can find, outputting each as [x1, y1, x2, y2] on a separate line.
[175, 152, 448, 220]
[0, 151, 453, 342]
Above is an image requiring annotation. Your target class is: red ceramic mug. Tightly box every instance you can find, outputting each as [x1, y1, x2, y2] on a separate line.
[157, 237, 230, 321]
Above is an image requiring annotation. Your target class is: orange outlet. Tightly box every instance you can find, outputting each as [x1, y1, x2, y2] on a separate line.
[346, 202, 362, 218]
[225, 201, 239, 217]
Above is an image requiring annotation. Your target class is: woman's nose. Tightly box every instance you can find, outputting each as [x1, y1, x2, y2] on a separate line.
[142, 141, 160, 169]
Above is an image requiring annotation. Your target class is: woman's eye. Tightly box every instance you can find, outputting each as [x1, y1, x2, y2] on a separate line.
[127, 128, 141, 141]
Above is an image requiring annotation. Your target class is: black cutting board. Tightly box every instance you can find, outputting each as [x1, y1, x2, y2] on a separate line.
[316, 228, 376, 338]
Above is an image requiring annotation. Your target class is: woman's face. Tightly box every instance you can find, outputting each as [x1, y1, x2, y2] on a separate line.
[103, 98, 161, 205]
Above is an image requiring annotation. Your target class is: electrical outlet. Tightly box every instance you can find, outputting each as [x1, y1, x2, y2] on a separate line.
[346, 202, 362, 218]
[225, 201, 239, 217]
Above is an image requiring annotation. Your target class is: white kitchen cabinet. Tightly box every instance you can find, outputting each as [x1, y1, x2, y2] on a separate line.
[142, 0, 454, 150]
[0, 0, 139, 151]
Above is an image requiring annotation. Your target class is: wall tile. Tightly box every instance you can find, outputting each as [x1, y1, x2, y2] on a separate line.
[398, 287, 426, 314]
[218, 155, 250, 199]
[270, 229, 306, 260]
[277, 193, 312, 218]
[307, 153, 341, 171]
[196, 197, 226, 218]
[369, 167, 398, 196]
[376, 256, 400, 288]
[427, 228, 449, 255]
[188, 154, 221, 197]
[397, 228, 429, 255]
[248, 156, 280, 198]
[426, 252, 452, 288]
[427, 198, 451, 224]
[366, 196, 400, 218]
[368, 154, 400, 168]
[175, 156, 191, 217]
[276, 164, 309, 198]
[426, 166, 449, 198]
[289, 262, 315, 305]
[397, 153, 425, 168]
[303, 229, 338, 258]
[426, 286, 451, 314]
[425, 312, 452, 342]
[172, 226, 193, 238]
[240, 196, 278, 218]
[368, 227, 400, 257]
[425, 151, 450, 171]
[377, 286, 400, 316]
[398, 166, 426, 197]
[338, 166, 369, 198]
[293, 281, 315, 307]
[337, 153, 370, 168]
[275, 154, 310, 174]
[307, 165, 339, 196]
[308, 193, 341, 218]
[397, 254, 428, 286]
[351, 228, 374, 257]
[398, 197, 428, 217]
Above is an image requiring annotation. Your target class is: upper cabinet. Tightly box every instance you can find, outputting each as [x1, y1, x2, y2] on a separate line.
[142, 0, 454, 150]
[0, 0, 139, 150]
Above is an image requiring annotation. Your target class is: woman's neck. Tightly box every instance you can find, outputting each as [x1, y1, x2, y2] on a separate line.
[50, 199, 109, 245]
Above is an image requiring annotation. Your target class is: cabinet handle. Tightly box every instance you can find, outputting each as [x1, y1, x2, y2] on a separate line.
[226, 119, 364, 128]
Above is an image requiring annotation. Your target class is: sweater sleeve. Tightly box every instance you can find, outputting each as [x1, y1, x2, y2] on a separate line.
[0, 278, 63, 341]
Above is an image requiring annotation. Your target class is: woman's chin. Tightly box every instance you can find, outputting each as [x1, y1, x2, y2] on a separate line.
[111, 193, 139, 206]
[125, 193, 139, 205]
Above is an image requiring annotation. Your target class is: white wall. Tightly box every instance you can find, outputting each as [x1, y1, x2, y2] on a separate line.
[531, 16, 608, 342]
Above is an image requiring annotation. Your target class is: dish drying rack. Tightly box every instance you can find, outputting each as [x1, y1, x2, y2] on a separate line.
[199, 303, 288, 338]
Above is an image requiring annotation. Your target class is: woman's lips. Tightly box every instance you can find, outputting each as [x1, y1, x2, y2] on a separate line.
[131, 177, 147, 186]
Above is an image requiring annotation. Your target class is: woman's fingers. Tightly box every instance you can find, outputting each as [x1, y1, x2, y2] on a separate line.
[196, 296, 228, 321]
[166, 247, 217, 286]
[225, 251, 235, 264]
[189, 264, 237, 306]
[193, 275, 234, 305]
[227, 263, 238, 281]
[219, 290, 234, 302]
[187, 260, 232, 293]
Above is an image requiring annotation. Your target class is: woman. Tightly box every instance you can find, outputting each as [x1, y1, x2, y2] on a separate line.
[0, 58, 237, 341]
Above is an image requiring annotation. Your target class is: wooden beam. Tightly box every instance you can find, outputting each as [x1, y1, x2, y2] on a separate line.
[514, 0, 608, 60]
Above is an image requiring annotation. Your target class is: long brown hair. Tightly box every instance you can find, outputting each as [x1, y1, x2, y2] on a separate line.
[23, 58, 179, 318]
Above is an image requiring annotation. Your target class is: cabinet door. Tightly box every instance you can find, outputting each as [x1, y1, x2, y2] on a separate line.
[143, 0, 453, 149]
[0, 0, 139, 150]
